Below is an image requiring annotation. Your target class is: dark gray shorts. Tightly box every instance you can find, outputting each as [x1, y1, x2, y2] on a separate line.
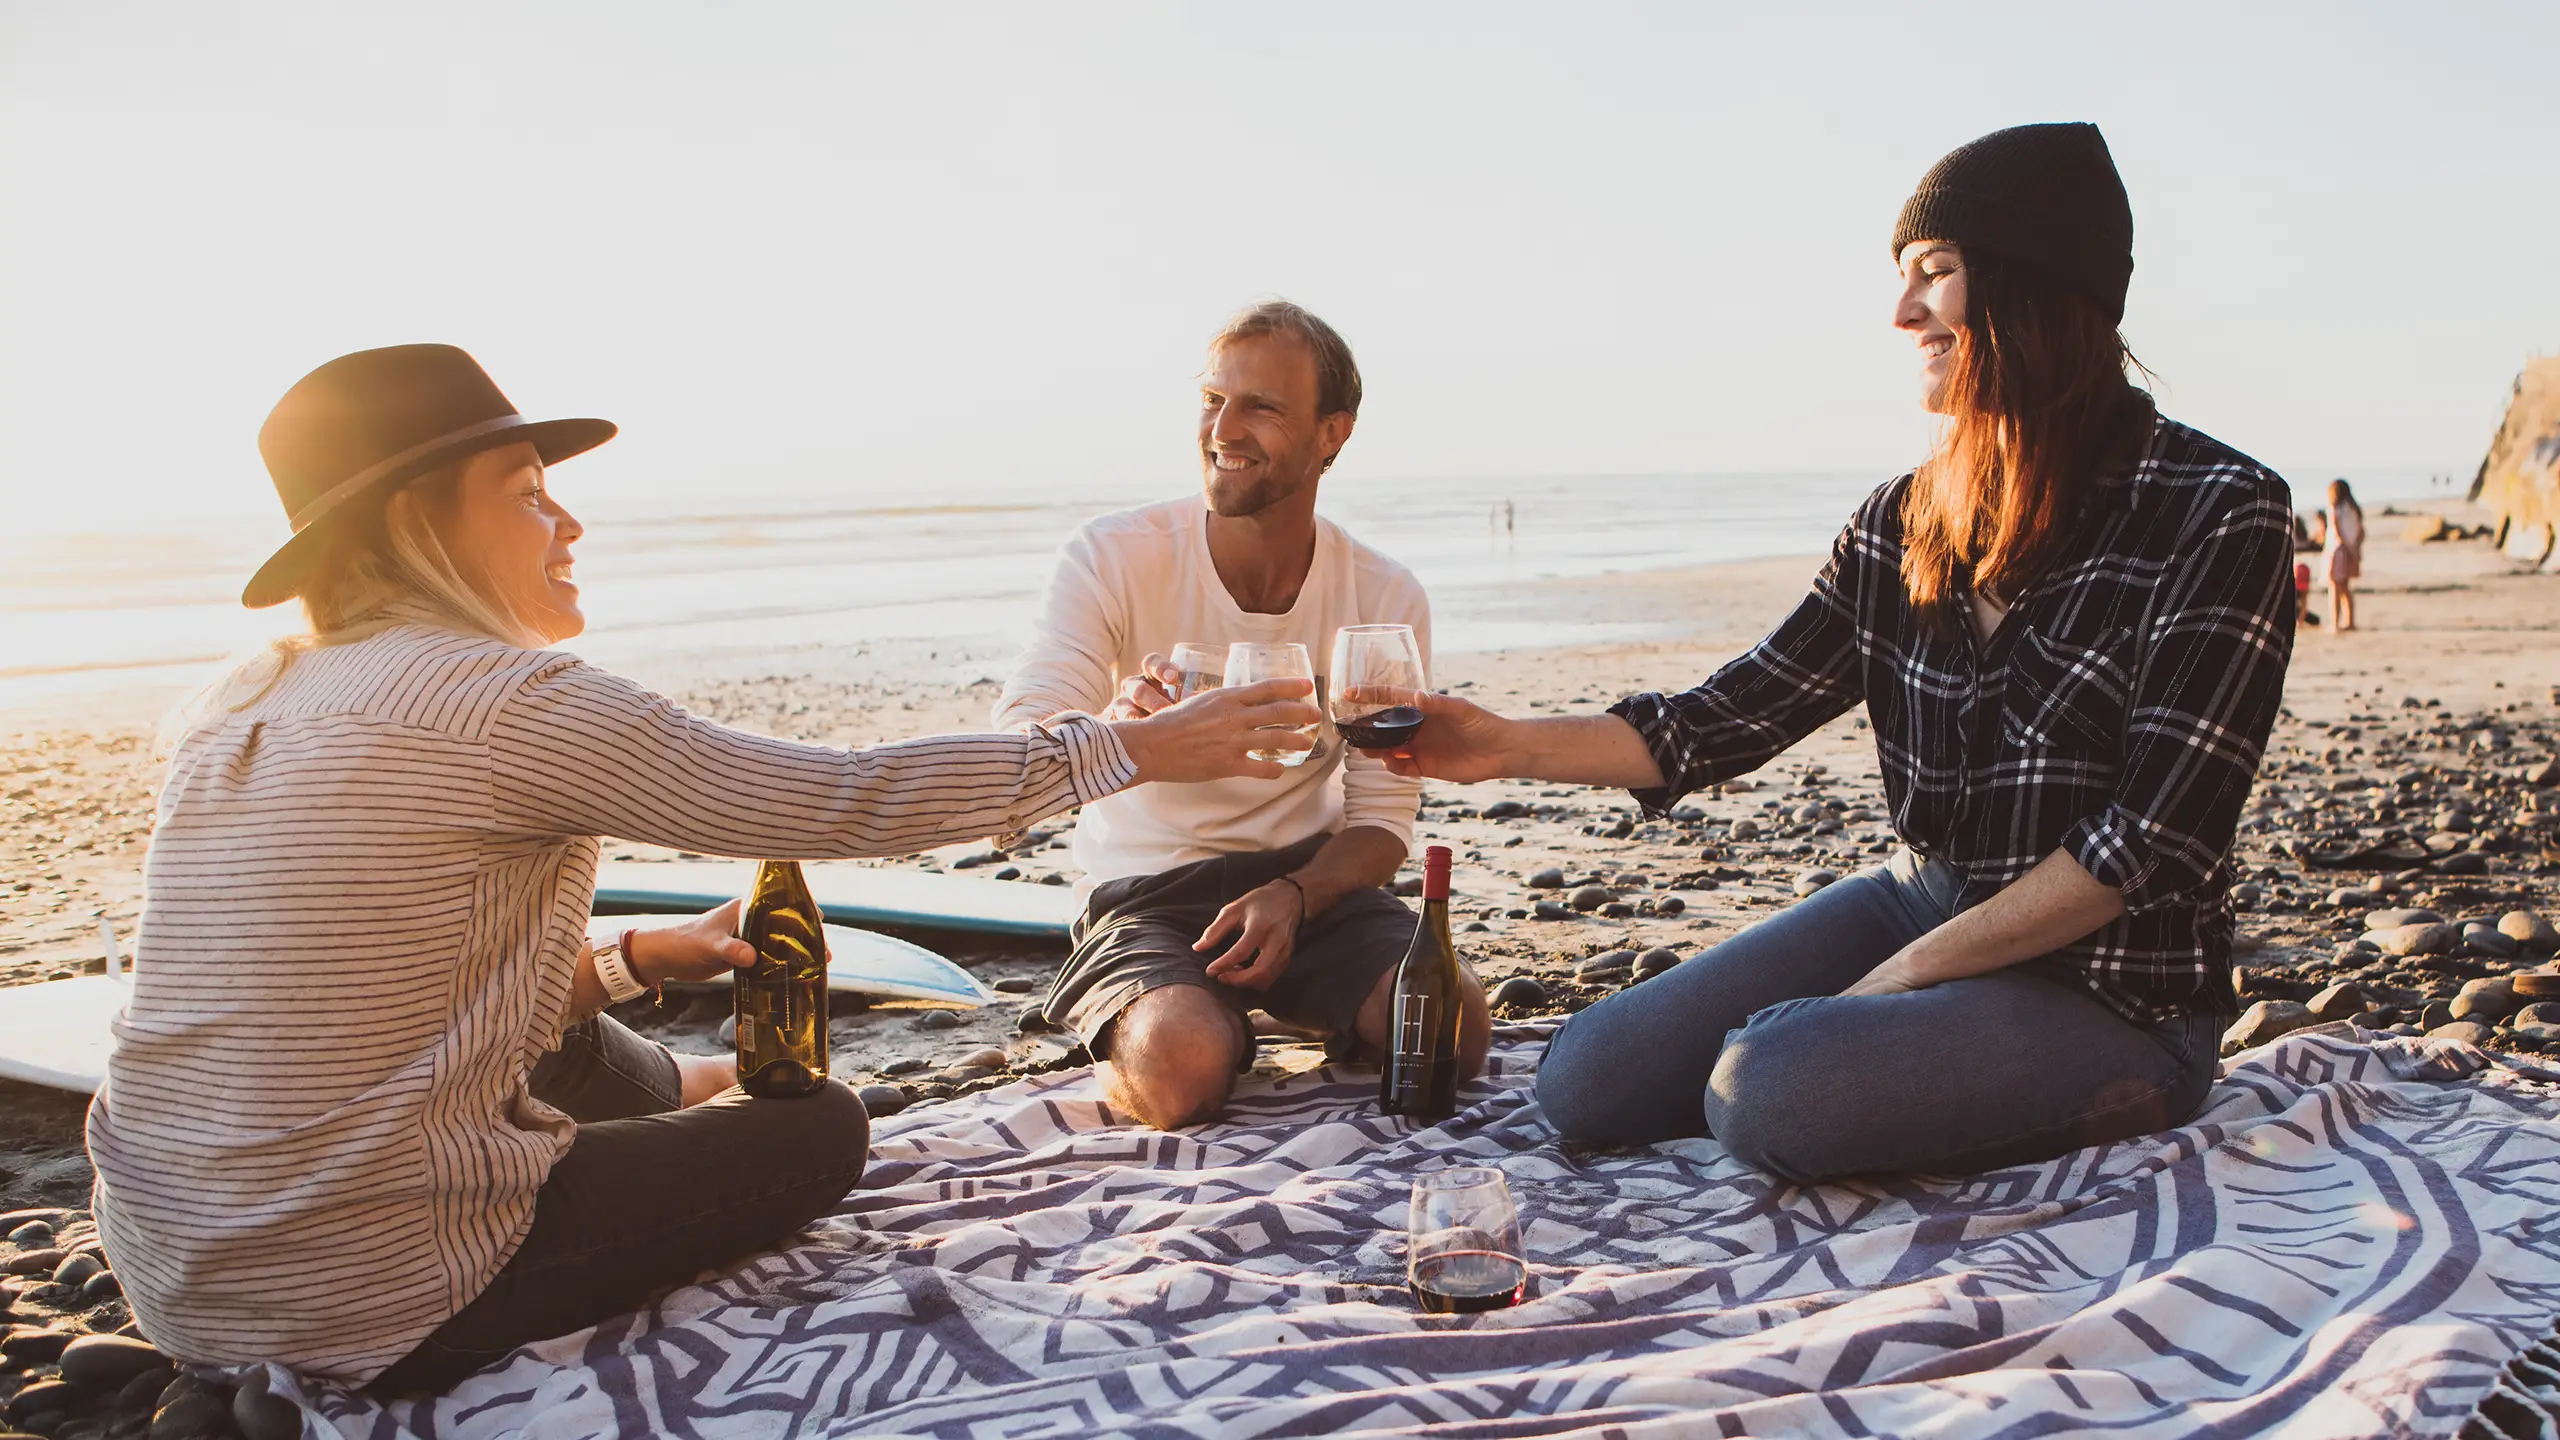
[1042, 833, 1418, 1062]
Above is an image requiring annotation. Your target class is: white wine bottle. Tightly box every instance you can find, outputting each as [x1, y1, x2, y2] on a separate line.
[736, 859, 829, 1099]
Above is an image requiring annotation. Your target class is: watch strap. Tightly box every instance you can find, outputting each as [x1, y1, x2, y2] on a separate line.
[593, 939, 649, 1005]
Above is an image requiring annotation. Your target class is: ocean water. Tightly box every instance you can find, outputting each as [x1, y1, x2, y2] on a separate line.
[0, 466, 2458, 717]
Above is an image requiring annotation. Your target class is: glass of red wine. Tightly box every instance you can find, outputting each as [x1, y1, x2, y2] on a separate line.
[1408, 1166, 1527, 1314]
[1331, 624, 1427, 751]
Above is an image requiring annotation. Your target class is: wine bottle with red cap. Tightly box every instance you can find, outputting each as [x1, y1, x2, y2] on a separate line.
[1380, 845, 1463, 1120]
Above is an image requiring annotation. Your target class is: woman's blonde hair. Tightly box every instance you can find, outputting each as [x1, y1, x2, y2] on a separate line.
[177, 464, 539, 738]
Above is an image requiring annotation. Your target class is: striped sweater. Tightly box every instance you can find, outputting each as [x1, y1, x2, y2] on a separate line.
[85, 624, 1134, 1384]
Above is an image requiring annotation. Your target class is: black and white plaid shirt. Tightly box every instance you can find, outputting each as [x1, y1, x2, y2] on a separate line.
[1612, 417, 2295, 1023]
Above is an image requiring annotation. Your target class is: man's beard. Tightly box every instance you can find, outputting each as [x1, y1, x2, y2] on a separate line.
[1203, 454, 1315, 518]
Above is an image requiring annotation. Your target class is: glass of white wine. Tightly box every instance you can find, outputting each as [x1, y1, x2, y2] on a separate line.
[1168, 642, 1225, 702]
[1224, 641, 1318, 767]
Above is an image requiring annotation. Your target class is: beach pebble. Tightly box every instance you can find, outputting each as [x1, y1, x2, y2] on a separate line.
[2450, 983, 2516, 1024]
[5, 1221, 52, 1248]
[4, 1249, 64, 1276]
[880, 1057, 929, 1076]
[1462, 920, 1491, 932]
[991, 976, 1037, 994]
[2365, 908, 2445, 931]
[1576, 951, 1636, 979]
[114, 1362, 178, 1416]
[1568, 886, 1614, 913]
[50, 1252, 100, 1288]
[1670, 805, 1706, 822]
[854, 1084, 910, 1117]
[993, 866, 1022, 881]
[2435, 852, 2489, 876]
[910, 1011, 960, 1032]
[2516, 1001, 2560, 1029]
[232, 1365, 301, 1440]
[2514, 972, 2560, 1002]
[1599, 901, 1635, 918]
[1634, 948, 1683, 979]
[2323, 887, 2384, 911]
[1392, 876, 1425, 897]
[2511, 1020, 2560, 1045]
[2520, 758, 2560, 787]
[1792, 803, 1826, 824]
[2421, 999, 2456, 1030]
[80, 1268, 121, 1304]
[2372, 922, 2457, 958]
[1655, 896, 1686, 916]
[2306, 982, 2368, 1020]
[2428, 1020, 2496, 1046]
[2501, 910, 2560, 951]
[957, 1047, 1007, 1071]
[1, 1326, 74, 1363]
[2461, 923, 2519, 959]
[1490, 976, 1548, 1010]
[2432, 806, 2474, 833]
[57, 1334, 164, 1392]
[1525, 867, 1565, 889]
[1793, 868, 1840, 896]
[1015, 1002, 1058, 1034]
[1483, 800, 1528, 820]
[2332, 939, 2382, 965]
[2221, 1000, 2317, 1056]
[1532, 900, 1571, 921]
[951, 850, 1004, 870]
[1730, 819, 1762, 840]
[6, 1378, 73, 1425]
[152, 1375, 233, 1440]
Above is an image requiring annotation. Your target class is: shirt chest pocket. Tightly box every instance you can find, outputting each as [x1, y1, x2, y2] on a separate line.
[2001, 625, 2135, 755]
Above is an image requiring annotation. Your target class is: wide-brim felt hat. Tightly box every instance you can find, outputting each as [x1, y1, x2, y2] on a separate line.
[243, 343, 616, 608]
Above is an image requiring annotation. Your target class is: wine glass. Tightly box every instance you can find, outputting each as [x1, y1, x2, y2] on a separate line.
[1408, 1167, 1527, 1313]
[1168, 642, 1225, 702]
[1329, 624, 1427, 750]
[1224, 641, 1318, 768]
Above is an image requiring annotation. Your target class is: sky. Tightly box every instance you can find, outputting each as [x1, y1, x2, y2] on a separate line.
[2, 1, 2555, 538]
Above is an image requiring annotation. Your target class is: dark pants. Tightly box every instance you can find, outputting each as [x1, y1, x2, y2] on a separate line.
[1536, 849, 2225, 1183]
[369, 1014, 868, 1395]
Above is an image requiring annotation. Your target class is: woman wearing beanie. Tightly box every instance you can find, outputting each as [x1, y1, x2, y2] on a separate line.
[1368, 123, 2293, 1181]
[83, 345, 1320, 1391]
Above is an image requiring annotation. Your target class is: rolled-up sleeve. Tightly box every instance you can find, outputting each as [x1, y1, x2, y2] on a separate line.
[490, 659, 1135, 855]
[1608, 516, 1869, 816]
[2061, 488, 2295, 913]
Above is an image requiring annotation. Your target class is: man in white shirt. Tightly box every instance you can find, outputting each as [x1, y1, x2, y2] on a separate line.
[997, 301, 1490, 1130]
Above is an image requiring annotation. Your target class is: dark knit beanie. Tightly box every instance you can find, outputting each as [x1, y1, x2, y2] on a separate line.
[1891, 122, 2134, 323]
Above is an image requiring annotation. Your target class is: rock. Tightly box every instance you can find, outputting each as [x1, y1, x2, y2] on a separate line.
[2306, 982, 2368, 1020]
[1730, 818, 1762, 840]
[2332, 939, 2382, 965]
[991, 976, 1038, 994]
[49, 1253, 100, 1288]
[1392, 876, 1426, 897]
[880, 1057, 929, 1076]
[1525, 867, 1565, 889]
[853, 1087, 909, 1119]
[2421, 999, 2456, 1030]
[2404, 514, 2448, 543]
[2231, 882, 2265, 908]
[6, 1379, 73, 1425]
[1483, 800, 1528, 820]
[4, 1249, 64, 1276]
[2512, 1020, 2560, 1044]
[1532, 900, 1571, 921]
[1490, 976, 1548, 1010]
[151, 1377, 233, 1440]
[1655, 896, 1686, 916]
[1, 1327, 73, 1363]
[115, 1363, 179, 1416]
[951, 849, 1004, 870]
[2462, 923, 2519, 959]
[2521, 758, 2560, 787]
[1041, 873, 1070, 886]
[1576, 951, 1636, 979]
[957, 1047, 1007, 1070]
[2365, 908, 2445, 931]
[2372, 922, 2458, 957]
[2517, 1001, 2560, 1028]
[1670, 805, 1706, 822]
[2450, 979, 2516, 1023]
[1793, 803, 1825, 823]
[1566, 886, 1613, 913]
[715, 1014, 739, 1047]
[2515, 972, 2560, 1001]
[993, 866, 1022, 881]
[2435, 852, 2489, 876]
[2325, 887, 2383, 910]
[2433, 806, 2475, 833]
[2501, 910, 2560, 952]
[2427, 1020, 2496, 1046]
[1015, 1002, 1057, 1034]
[5, 1222, 52, 1248]
[1793, 868, 1841, 896]
[1599, 901, 1635, 918]
[2222, 1000, 2317, 1055]
[910, 1011, 960, 1032]
[232, 1366, 301, 1440]
[1634, 948, 1683, 979]
[57, 1334, 164, 1392]
[79, 1269, 120, 1305]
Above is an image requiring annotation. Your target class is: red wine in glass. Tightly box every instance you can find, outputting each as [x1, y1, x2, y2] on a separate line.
[1411, 1249, 1528, 1313]
[1337, 705, 1425, 749]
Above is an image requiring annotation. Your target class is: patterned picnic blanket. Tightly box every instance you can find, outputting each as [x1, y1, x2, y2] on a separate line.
[296, 1023, 2560, 1439]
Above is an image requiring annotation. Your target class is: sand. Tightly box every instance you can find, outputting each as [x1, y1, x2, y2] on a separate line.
[2, 498, 2555, 1222]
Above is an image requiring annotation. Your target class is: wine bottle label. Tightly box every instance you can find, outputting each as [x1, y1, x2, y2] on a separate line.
[1391, 992, 1437, 1063]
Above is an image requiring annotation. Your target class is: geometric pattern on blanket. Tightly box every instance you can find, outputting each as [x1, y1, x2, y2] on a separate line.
[296, 1021, 2560, 1439]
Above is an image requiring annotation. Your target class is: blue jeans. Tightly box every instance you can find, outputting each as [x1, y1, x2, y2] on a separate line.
[1535, 849, 2225, 1182]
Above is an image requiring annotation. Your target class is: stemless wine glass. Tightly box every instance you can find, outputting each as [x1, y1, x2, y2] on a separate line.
[1224, 641, 1318, 767]
[1408, 1167, 1527, 1314]
[1168, 642, 1225, 702]
[1330, 624, 1427, 750]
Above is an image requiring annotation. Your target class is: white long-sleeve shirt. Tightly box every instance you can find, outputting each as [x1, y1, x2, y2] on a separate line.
[89, 623, 1134, 1384]
[994, 497, 1429, 885]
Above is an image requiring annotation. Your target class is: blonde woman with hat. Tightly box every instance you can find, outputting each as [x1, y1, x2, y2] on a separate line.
[83, 344, 1320, 1393]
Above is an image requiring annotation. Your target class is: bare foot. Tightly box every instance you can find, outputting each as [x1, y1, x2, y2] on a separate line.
[676, 1053, 738, 1107]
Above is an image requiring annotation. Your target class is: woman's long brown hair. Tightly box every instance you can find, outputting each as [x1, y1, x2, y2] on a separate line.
[1900, 257, 2156, 620]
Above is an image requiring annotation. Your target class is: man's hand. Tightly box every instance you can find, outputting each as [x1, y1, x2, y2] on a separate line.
[1111, 678, 1318, 784]
[1838, 948, 1932, 998]
[1105, 653, 1183, 721]
[629, 899, 757, 986]
[1196, 879, 1307, 990]
[1370, 691, 1520, 784]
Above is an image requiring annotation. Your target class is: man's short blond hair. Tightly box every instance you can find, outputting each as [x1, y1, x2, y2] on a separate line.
[1211, 300, 1362, 420]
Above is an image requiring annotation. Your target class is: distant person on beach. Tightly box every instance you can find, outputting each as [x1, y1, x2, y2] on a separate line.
[84, 345, 1317, 1392]
[996, 301, 1490, 1130]
[2324, 478, 2364, 631]
[1367, 124, 2294, 1182]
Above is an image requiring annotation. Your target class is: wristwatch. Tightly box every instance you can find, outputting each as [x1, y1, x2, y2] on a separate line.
[592, 931, 651, 1005]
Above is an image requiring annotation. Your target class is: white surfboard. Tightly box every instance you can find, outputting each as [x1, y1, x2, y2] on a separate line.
[582, 913, 996, 1008]
[0, 974, 127, 1095]
[594, 858, 1079, 939]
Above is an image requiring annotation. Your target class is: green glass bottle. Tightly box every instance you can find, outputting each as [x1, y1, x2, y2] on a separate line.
[736, 859, 829, 1098]
[1379, 845, 1463, 1120]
